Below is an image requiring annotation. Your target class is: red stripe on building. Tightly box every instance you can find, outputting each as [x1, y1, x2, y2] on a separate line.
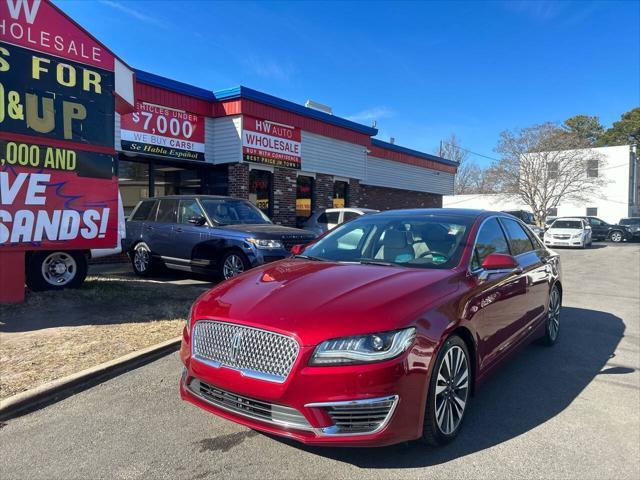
[369, 145, 457, 174]
[134, 82, 211, 116]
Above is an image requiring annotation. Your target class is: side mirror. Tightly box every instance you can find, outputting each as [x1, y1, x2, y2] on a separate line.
[481, 253, 519, 271]
[290, 244, 306, 256]
[188, 216, 207, 226]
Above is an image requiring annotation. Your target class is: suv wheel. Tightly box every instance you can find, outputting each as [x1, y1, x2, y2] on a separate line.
[609, 230, 624, 243]
[132, 242, 154, 276]
[220, 251, 250, 280]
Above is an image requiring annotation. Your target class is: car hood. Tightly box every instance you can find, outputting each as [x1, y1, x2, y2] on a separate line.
[547, 228, 584, 235]
[218, 224, 315, 238]
[192, 259, 459, 346]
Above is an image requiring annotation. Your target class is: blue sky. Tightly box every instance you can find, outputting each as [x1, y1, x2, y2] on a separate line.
[58, 0, 639, 166]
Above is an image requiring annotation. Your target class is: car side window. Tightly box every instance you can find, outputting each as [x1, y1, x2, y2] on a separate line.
[130, 200, 154, 221]
[342, 211, 360, 222]
[156, 199, 179, 224]
[590, 218, 605, 226]
[178, 199, 205, 225]
[472, 218, 510, 270]
[318, 212, 340, 224]
[501, 218, 535, 256]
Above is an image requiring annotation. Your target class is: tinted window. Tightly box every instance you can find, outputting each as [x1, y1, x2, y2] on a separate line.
[178, 199, 205, 225]
[318, 212, 340, 224]
[156, 199, 179, 223]
[201, 199, 271, 225]
[472, 218, 510, 269]
[130, 200, 155, 221]
[552, 220, 583, 229]
[589, 217, 606, 226]
[620, 218, 640, 225]
[343, 211, 360, 221]
[501, 218, 535, 256]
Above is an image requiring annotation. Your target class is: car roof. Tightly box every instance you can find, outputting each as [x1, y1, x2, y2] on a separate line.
[141, 195, 241, 201]
[374, 208, 490, 219]
[551, 217, 585, 222]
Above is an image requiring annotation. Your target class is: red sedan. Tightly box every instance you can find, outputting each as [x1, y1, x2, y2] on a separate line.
[179, 209, 562, 447]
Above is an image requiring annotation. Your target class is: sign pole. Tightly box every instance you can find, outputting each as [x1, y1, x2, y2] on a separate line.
[0, 251, 26, 303]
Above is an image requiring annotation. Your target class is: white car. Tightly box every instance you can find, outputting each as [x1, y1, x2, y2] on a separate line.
[302, 207, 379, 236]
[544, 217, 592, 249]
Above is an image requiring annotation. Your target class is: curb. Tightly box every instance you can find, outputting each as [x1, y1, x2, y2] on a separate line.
[0, 336, 182, 422]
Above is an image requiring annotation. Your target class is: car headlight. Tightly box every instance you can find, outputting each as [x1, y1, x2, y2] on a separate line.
[246, 238, 283, 249]
[572, 233, 583, 239]
[309, 328, 416, 366]
[186, 303, 195, 335]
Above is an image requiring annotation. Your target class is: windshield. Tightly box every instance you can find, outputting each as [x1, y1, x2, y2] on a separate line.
[200, 199, 272, 225]
[551, 220, 583, 229]
[301, 214, 473, 270]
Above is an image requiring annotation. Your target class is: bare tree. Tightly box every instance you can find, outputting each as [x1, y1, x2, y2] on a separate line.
[438, 134, 478, 194]
[492, 123, 607, 225]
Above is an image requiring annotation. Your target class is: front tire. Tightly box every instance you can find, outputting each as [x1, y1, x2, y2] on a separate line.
[540, 284, 561, 346]
[220, 251, 250, 280]
[131, 242, 155, 276]
[422, 335, 471, 446]
[26, 251, 88, 292]
[609, 230, 624, 243]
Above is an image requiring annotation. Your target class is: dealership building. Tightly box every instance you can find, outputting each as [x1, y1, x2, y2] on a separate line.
[116, 70, 458, 226]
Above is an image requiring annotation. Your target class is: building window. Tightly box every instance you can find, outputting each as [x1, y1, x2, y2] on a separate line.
[333, 180, 349, 208]
[587, 159, 599, 178]
[547, 162, 558, 180]
[118, 159, 150, 216]
[249, 169, 272, 217]
[296, 175, 314, 227]
[154, 162, 203, 197]
[586, 207, 598, 216]
[547, 207, 558, 217]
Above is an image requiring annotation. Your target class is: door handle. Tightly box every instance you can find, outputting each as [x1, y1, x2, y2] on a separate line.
[175, 228, 183, 233]
[144, 225, 154, 231]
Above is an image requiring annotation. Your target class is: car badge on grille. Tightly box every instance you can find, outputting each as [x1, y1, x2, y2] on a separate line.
[230, 331, 243, 362]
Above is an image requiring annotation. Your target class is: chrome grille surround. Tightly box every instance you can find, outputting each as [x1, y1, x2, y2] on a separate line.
[192, 320, 300, 383]
[306, 395, 399, 436]
[187, 378, 312, 431]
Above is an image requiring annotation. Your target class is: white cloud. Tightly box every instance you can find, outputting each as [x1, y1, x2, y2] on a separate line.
[242, 56, 296, 82]
[99, 0, 169, 29]
[346, 106, 394, 123]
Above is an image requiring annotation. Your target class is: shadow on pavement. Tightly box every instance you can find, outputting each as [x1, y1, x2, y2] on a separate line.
[271, 306, 626, 468]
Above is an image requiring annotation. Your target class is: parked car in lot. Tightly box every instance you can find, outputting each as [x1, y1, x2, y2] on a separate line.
[502, 210, 544, 237]
[619, 217, 640, 240]
[543, 218, 592, 248]
[180, 208, 562, 447]
[301, 207, 379, 236]
[575, 216, 631, 243]
[124, 195, 315, 280]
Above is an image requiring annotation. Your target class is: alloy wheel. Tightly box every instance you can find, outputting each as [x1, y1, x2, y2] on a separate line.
[223, 254, 245, 279]
[548, 288, 561, 341]
[610, 231, 622, 243]
[134, 246, 150, 273]
[435, 345, 469, 435]
[41, 252, 77, 286]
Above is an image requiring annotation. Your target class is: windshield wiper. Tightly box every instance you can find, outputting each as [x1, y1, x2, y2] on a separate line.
[293, 254, 326, 261]
[356, 259, 397, 267]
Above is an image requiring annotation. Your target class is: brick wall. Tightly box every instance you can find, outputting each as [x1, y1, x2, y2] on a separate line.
[272, 167, 297, 226]
[314, 173, 334, 210]
[349, 178, 362, 207]
[360, 184, 442, 210]
[228, 163, 250, 199]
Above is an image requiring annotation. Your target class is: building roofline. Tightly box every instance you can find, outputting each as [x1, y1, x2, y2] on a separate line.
[371, 138, 459, 167]
[213, 86, 378, 136]
[135, 69, 216, 101]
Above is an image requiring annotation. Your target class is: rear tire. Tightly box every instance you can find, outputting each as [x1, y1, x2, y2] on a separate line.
[26, 251, 88, 292]
[540, 284, 561, 346]
[421, 335, 471, 446]
[131, 242, 155, 276]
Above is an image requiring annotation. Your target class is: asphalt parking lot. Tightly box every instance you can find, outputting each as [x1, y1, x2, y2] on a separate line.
[1, 242, 639, 480]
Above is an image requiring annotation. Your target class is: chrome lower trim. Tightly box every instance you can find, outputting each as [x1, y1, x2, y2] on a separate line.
[305, 395, 399, 436]
[185, 377, 313, 432]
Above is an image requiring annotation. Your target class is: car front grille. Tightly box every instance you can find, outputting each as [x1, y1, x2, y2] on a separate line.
[192, 321, 299, 383]
[309, 396, 398, 435]
[553, 234, 571, 239]
[281, 234, 314, 251]
[188, 378, 312, 431]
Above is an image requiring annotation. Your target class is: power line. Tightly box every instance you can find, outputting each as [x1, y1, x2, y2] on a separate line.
[441, 141, 501, 162]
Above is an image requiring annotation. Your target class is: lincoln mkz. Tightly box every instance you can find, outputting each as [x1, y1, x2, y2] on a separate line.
[179, 209, 562, 446]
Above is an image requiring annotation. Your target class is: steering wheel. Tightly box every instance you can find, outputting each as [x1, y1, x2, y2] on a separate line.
[417, 250, 450, 261]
